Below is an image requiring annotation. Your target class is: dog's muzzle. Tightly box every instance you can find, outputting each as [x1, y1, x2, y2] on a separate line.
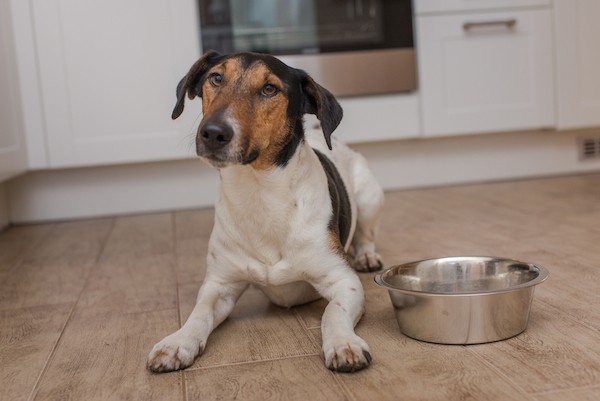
[196, 118, 257, 167]
[195, 120, 237, 167]
[197, 121, 233, 155]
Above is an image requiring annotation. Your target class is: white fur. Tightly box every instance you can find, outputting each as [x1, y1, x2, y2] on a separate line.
[147, 132, 384, 373]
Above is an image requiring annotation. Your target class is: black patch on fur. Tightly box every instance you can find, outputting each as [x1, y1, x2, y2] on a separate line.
[243, 148, 260, 165]
[275, 119, 304, 167]
[313, 149, 352, 248]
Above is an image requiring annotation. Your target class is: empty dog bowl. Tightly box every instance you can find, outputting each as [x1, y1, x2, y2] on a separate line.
[374, 256, 549, 344]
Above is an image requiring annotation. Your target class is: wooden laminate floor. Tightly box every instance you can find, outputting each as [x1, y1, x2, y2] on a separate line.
[2, 173, 600, 401]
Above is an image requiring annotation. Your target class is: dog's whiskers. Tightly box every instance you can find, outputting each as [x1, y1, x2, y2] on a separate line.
[185, 113, 204, 154]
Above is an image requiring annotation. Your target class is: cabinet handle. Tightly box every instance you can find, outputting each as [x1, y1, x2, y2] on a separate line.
[463, 19, 517, 31]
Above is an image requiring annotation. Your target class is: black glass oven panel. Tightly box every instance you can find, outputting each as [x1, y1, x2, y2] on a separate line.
[198, 0, 413, 55]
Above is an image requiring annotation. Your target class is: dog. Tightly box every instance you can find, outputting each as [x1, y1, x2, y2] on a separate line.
[147, 51, 385, 373]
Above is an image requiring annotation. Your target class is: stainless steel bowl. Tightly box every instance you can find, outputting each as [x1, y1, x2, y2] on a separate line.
[374, 256, 549, 344]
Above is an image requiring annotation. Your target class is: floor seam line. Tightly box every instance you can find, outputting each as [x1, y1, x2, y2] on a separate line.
[171, 212, 188, 401]
[185, 352, 323, 371]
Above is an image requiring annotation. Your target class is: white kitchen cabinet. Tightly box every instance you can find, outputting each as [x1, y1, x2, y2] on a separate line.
[554, 0, 600, 129]
[0, 0, 28, 181]
[337, 94, 421, 143]
[416, 8, 555, 137]
[29, 0, 201, 168]
[415, 0, 551, 15]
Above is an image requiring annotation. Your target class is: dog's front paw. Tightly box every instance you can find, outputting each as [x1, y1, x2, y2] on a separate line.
[354, 251, 383, 272]
[324, 335, 372, 373]
[147, 332, 204, 373]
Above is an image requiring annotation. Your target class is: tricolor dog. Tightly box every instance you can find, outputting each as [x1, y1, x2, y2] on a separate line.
[147, 51, 384, 373]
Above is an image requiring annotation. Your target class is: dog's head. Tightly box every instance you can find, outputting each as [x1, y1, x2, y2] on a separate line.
[172, 51, 343, 170]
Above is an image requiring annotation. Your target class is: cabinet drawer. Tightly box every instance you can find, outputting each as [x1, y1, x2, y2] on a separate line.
[416, 9, 555, 136]
[415, 0, 551, 15]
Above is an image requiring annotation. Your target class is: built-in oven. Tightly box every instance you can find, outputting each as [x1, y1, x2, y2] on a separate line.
[197, 0, 416, 97]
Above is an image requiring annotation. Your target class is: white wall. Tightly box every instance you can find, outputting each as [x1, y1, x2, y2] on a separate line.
[6, 126, 600, 224]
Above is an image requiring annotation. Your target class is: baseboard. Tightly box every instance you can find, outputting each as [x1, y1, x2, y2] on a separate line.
[6, 128, 600, 224]
[7, 159, 220, 223]
[0, 183, 9, 230]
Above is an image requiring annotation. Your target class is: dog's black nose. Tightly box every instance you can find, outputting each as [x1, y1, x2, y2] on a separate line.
[199, 122, 233, 152]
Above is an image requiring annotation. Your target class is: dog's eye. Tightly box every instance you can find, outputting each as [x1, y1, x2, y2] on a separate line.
[208, 73, 223, 87]
[261, 84, 279, 97]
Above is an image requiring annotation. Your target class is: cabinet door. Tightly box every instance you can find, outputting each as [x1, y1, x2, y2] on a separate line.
[0, 2, 27, 181]
[416, 0, 551, 15]
[417, 9, 555, 137]
[555, 0, 600, 129]
[31, 0, 201, 168]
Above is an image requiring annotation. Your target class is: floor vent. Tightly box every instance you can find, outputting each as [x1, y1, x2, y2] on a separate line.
[579, 137, 600, 161]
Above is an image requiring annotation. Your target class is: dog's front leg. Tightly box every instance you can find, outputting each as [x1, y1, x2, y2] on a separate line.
[312, 270, 372, 372]
[147, 278, 248, 372]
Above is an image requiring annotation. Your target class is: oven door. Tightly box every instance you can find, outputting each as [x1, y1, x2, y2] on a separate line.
[197, 0, 416, 96]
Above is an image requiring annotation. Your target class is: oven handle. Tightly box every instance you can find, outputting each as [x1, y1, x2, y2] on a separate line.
[463, 19, 517, 31]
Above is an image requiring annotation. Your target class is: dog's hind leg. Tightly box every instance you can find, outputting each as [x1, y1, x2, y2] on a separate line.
[147, 279, 248, 372]
[350, 153, 385, 272]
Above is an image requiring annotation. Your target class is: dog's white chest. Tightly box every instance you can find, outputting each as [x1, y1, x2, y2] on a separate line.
[246, 258, 294, 286]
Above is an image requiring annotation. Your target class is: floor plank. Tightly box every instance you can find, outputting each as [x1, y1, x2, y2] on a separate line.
[0, 219, 112, 310]
[468, 304, 600, 393]
[179, 284, 320, 369]
[0, 304, 72, 401]
[529, 251, 600, 332]
[0, 224, 52, 271]
[24, 219, 113, 263]
[173, 209, 213, 284]
[99, 214, 173, 259]
[75, 214, 178, 314]
[31, 309, 182, 401]
[309, 321, 535, 401]
[28, 214, 183, 400]
[184, 356, 349, 401]
[533, 386, 600, 401]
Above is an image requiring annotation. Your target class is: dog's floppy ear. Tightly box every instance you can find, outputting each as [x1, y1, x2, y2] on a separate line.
[301, 73, 343, 150]
[172, 50, 222, 120]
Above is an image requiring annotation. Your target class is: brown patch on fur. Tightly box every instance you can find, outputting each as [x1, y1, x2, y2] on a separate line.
[200, 59, 238, 118]
[334, 301, 347, 313]
[327, 230, 352, 265]
[200, 58, 292, 170]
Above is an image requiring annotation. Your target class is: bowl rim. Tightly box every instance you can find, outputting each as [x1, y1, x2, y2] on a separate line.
[374, 255, 549, 296]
